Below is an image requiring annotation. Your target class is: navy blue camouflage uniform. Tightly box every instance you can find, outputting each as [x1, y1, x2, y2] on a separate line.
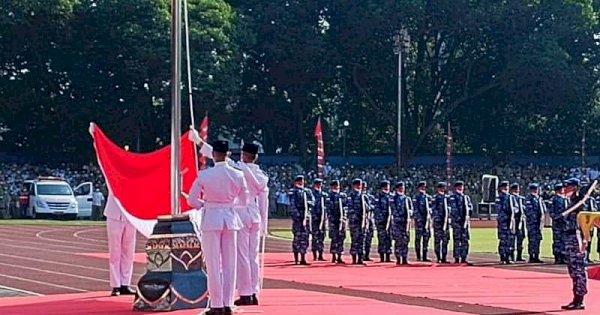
[450, 191, 472, 262]
[550, 190, 568, 263]
[432, 191, 450, 262]
[327, 189, 347, 257]
[362, 189, 376, 260]
[374, 190, 393, 257]
[391, 190, 412, 263]
[525, 189, 546, 261]
[310, 188, 328, 259]
[510, 192, 526, 260]
[496, 188, 513, 263]
[289, 186, 314, 255]
[563, 184, 588, 303]
[413, 190, 432, 260]
[347, 188, 369, 261]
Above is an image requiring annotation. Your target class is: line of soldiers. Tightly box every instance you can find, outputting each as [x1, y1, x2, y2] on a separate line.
[288, 176, 473, 266]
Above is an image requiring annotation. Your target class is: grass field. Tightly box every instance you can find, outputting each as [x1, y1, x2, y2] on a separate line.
[270, 227, 563, 259]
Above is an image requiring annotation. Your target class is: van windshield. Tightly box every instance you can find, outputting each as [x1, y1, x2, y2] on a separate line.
[37, 184, 73, 196]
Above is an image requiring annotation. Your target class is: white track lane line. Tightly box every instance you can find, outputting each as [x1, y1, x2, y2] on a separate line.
[0, 284, 43, 296]
[73, 228, 109, 244]
[1, 236, 104, 252]
[0, 273, 88, 293]
[2, 228, 107, 249]
[0, 253, 108, 272]
[0, 262, 109, 283]
[36, 229, 108, 249]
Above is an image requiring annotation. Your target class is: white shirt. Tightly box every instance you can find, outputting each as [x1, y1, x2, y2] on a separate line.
[92, 191, 105, 206]
[237, 162, 269, 226]
[187, 161, 249, 231]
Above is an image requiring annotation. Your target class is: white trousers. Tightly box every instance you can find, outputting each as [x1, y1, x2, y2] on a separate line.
[202, 229, 237, 308]
[237, 223, 261, 296]
[107, 218, 136, 288]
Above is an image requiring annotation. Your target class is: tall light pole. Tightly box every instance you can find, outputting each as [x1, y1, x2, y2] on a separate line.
[342, 120, 349, 159]
[393, 29, 410, 170]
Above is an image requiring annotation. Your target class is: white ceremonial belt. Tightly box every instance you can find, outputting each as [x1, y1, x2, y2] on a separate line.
[204, 202, 234, 209]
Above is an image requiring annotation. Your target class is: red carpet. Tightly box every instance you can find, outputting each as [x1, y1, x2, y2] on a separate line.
[263, 253, 598, 314]
[590, 265, 600, 280]
[0, 289, 466, 315]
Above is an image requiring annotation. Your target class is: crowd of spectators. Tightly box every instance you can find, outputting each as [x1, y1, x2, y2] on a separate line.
[0, 161, 593, 218]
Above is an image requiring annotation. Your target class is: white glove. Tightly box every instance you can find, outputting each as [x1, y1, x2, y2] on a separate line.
[188, 128, 203, 145]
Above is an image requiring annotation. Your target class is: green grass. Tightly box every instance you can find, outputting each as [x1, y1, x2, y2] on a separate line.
[270, 228, 557, 259]
[0, 219, 106, 226]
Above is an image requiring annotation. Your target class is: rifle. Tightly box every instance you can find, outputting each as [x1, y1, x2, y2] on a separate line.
[463, 195, 471, 230]
[424, 195, 432, 231]
[319, 194, 325, 231]
[509, 194, 516, 234]
[385, 195, 392, 232]
[302, 190, 310, 231]
[338, 196, 344, 233]
[361, 194, 367, 231]
[538, 196, 546, 233]
[405, 196, 413, 233]
[442, 195, 449, 232]
[561, 180, 598, 217]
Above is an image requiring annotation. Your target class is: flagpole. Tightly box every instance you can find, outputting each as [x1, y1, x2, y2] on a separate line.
[170, 0, 182, 216]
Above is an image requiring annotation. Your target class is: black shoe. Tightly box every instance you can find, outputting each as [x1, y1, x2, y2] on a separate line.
[357, 257, 366, 265]
[379, 253, 385, 262]
[299, 259, 311, 266]
[224, 307, 233, 315]
[119, 286, 136, 295]
[422, 250, 431, 262]
[516, 253, 525, 262]
[294, 252, 299, 265]
[363, 254, 372, 261]
[318, 251, 325, 261]
[402, 256, 408, 265]
[461, 258, 472, 265]
[396, 255, 401, 265]
[416, 251, 421, 261]
[312, 251, 318, 261]
[252, 294, 259, 305]
[561, 295, 585, 310]
[110, 288, 120, 296]
[202, 308, 224, 315]
[455, 258, 460, 264]
[336, 257, 345, 264]
[332, 255, 337, 263]
[352, 254, 357, 265]
[385, 253, 392, 263]
[234, 296, 254, 306]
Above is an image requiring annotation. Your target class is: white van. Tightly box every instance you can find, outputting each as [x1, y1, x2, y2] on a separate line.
[23, 177, 79, 219]
[73, 182, 94, 218]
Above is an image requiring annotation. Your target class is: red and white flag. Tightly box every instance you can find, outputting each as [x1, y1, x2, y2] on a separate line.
[314, 117, 325, 178]
[198, 115, 209, 170]
[89, 123, 198, 237]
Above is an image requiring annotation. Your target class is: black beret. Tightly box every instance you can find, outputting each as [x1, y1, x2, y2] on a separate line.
[565, 178, 580, 187]
[395, 181, 405, 189]
[454, 181, 464, 188]
[352, 178, 362, 186]
[212, 140, 229, 153]
[554, 183, 563, 191]
[242, 143, 259, 155]
[294, 175, 304, 182]
[380, 180, 390, 188]
[417, 181, 427, 188]
[437, 182, 447, 189]
[510, 183, 520, 190]
[528, 183, 539, 190]
[499, 181, 510, 188]
[313, 178, 323, 184]
[330, 180, 340, 186]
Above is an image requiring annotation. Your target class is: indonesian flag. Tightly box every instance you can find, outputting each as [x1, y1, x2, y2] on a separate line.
[198, 115, 209, 170]
[315, 117, 325, 178]
[89, 123, 198, 237]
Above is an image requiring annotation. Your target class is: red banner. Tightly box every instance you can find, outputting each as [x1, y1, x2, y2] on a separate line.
[315, 117, 325, 178]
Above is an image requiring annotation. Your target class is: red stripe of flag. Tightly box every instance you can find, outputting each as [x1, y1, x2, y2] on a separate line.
[314, 117, 325, 178]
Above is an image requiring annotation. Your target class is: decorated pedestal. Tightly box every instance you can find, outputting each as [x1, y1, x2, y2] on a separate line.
[134, 214, 208, 311]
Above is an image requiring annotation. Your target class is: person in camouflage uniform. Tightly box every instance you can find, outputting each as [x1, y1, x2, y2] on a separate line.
[391, 182, 412, 265]
[347, 179, 368, 265]
[560, 178, 588, 311]
[310, 179, 328, 261]
[550, 183, 567, 264]
[413, 181, 432, 262]
[525, 183, 546, 263]
[450, 181, 472, 265]
[374, 180, 393, 263]
[362, 182, 376, 261]
[509, 183, 526, 262]
[496, 181, 513, 264]
[431, 182, 450, 263]
[288, 175, 314, 265]
[327, 180, 347, 264]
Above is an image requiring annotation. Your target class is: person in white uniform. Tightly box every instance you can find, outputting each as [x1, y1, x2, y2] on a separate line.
[188, 140, 248, 315]
[104, 195, 137, 296]
[234, 143, 269, 306]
